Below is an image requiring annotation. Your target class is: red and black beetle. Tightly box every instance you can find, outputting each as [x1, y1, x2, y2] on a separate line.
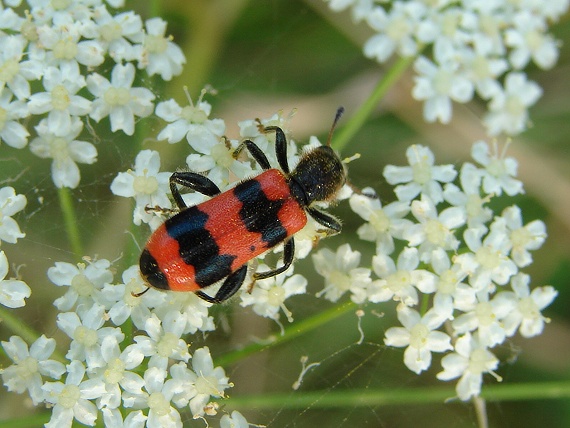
[138, 108, 347, 303]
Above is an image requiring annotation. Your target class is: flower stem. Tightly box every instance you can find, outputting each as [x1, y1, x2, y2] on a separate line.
[57, 187, 83, 260]
[0, 306, 67, 362]
[150, 0, 161, 17]
[0, 306, 40, 346]
[214, 300, 358, 367]
[225, 381, 570, 409]
[332, 54, 416, 153]
[473, 396, 489, 428]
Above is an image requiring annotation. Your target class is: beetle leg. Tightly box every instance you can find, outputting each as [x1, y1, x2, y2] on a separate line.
[234, 139, 271, 170]
[263, 126, 289, 174]
[169, 171, 222, 210]
[253, 238, 295, 280]
[307, 207, 342, 234]
[196, 264, 248, 304]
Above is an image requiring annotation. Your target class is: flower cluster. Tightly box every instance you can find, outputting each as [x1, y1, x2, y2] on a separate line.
[109, 78, 557, 400]
[325, 0, 567, 135]
[312, 141, 556, 400]
[0, 257, 248, 427]
[0, 0, 185, 188]
[0, 0, 560, 423]
[0, 186, 30, 308]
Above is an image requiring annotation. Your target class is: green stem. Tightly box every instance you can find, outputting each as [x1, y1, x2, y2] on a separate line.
[149, 0, 161, 17]
[473, 396, 489, 428]
[57, 187, 83, 260]
[214, 300, 358, 367]
[0, 306, 67, 363]
[0, 306, 40, 346]
[225, 381, 570, 409]
[226, 386, 456, 409]
[333, 54, 416, 153]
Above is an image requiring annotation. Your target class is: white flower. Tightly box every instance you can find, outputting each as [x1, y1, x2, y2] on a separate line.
[92, 6, 143, 62]
[140, 366, 184, 428]
[87, 62, 155, 135]
[384, 144, 457, 204]
[460, 3, 506, 56]
[349, 190, 412, 255]
[437, 332, 501, 401]
[454, 226, 518, 292]
[0, 4, 24, 31]
[443, 162, 493, 229]
[90, 335, 145, 409]
[534, 0, 570, 20]
[1, 335, 65, 405]
[0, 250, 31, 307]
[500, 273, 557, 338]
[312, 243, 372, 303]
[139, 17, 186, 81]
[43, 360, 106, 428]
[220, 410, 251, 428]
[187, 347, 232, 417]
[48, 258, 114, 311]
[57, 304, 125, 369]
[102, 408, 147, 428]
[156, 89, 225, 146]
[452, 291, 516, 347]
[499, 205, 546, 267]
[470, 140, 524, 196]
[27, 62, 91, 130]
[286, 216, 325, 260]
[27, 0, 93, 26]
[430, 248, 476, 320]
[460, 48, 508, 100]
[384, 305, 452, 374]
[369, 247, 436, 306]
[412, 56, 474, 124]
[110, 149, 171, 227]
[240, 266, 307, 322]
[102, 0, 126, 10]
[363, 3, 423, 62]
[185, 138, 254, 190]
[238, 112, 297, 170]
[505, 11, 559, 70]
[163, 361, 198, 409]
[105, 265, 165, 329]
[0, 34, 43, 99]
[133, 313, 190, 372]
[0, 186, 26, 244]
[325, 0, 374, 22]
[404, 194, 465, 262]
[30, 117, 97, 188]
[0, 89, 30, 149]
[36, 22, 104, 68]
[416, 7, 471, 63]
[151, 291, 214, 335]
[483, 72, 542, 136]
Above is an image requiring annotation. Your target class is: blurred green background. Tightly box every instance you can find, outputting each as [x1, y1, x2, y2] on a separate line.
[1, 0, 569, 427]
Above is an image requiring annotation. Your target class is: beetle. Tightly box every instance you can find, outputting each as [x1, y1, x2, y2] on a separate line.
[137, 107, 347, 303]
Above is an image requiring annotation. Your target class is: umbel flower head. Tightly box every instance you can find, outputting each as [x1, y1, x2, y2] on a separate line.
[333, 141, 555, 401]
[325, 0, 565, 136]
[0, 0, 183, 189]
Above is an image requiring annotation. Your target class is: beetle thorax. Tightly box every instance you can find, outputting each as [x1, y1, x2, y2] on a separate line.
[289, 146, 346, 206]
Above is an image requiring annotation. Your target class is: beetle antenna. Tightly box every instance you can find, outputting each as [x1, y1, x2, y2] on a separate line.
[132, 287, 150, 298]
[326, 106, 345, 147]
